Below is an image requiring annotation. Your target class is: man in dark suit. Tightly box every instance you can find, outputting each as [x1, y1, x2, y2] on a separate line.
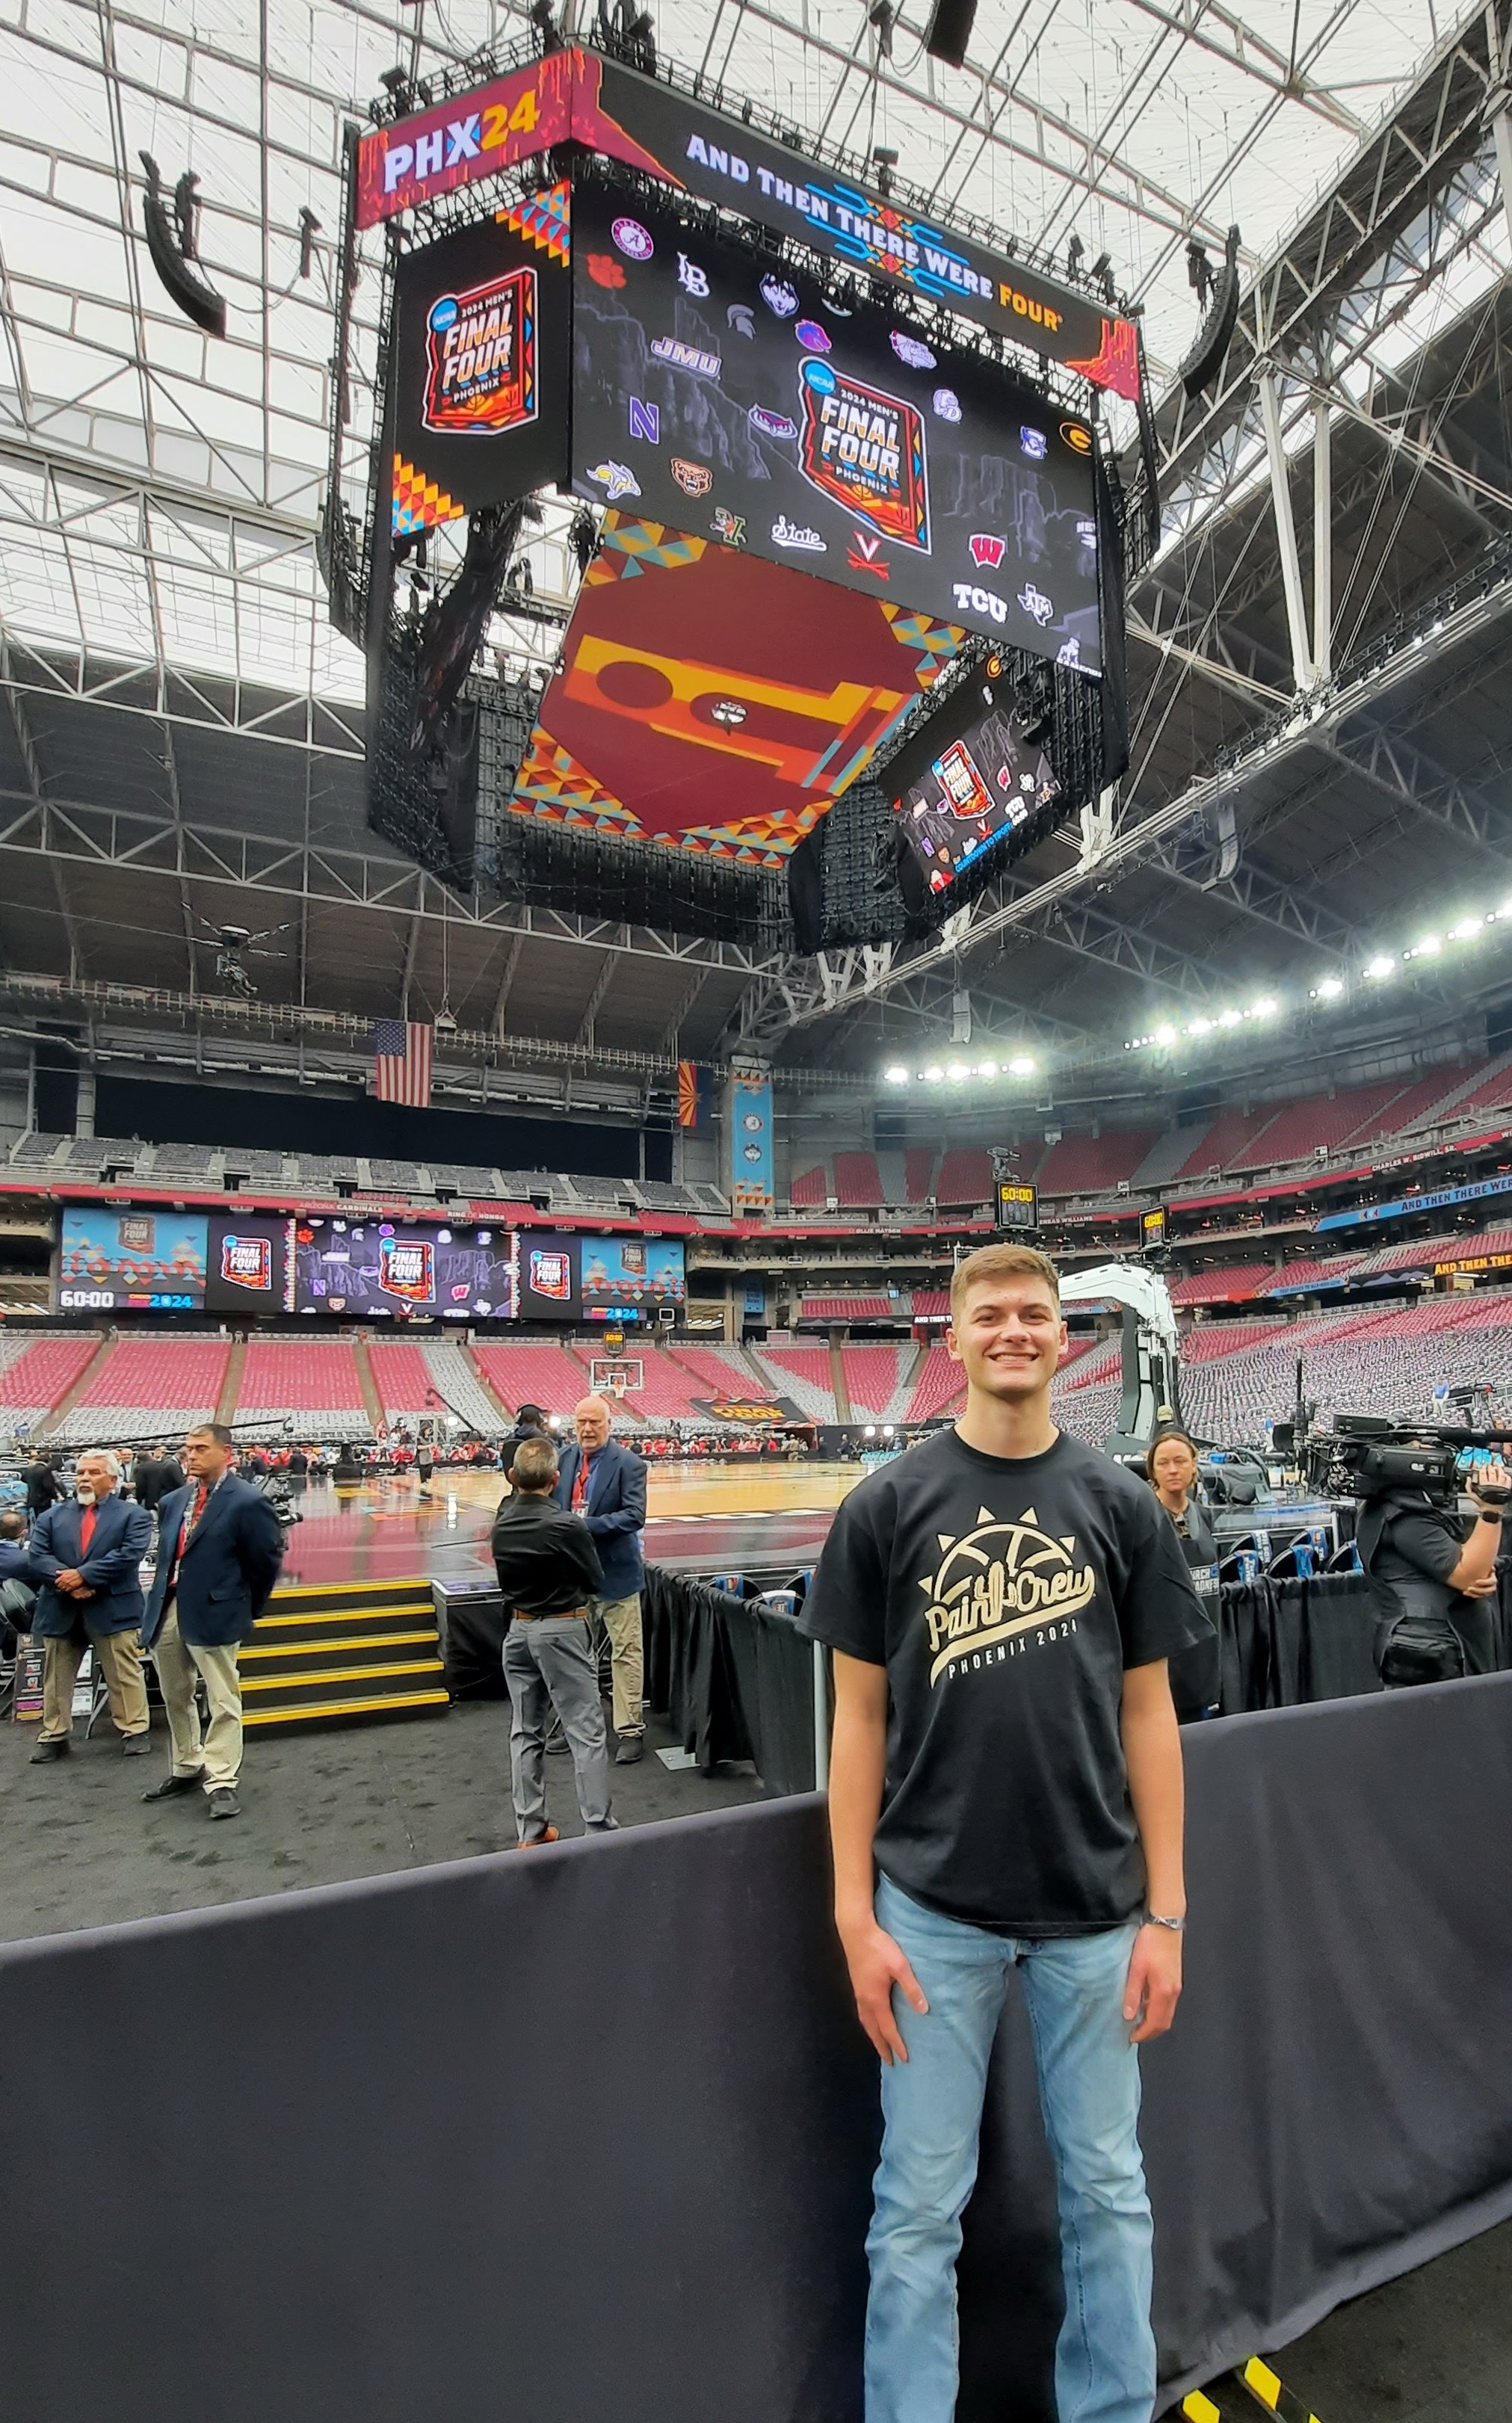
[502, 1403, 548, 1487]
[25, 1448, 153, 1762]
[132, 1443, 185, 1516]
[492, 1434, 616, 1845]
[553, 1395, 649, 1763]
[139, 1422, 285, 1820]
[22, 1456, 62, 1518]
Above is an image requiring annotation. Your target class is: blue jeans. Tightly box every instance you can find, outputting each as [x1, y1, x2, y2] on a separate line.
[866, 1875, 1154, 2423]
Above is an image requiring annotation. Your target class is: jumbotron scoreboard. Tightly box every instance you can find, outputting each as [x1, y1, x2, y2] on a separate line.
[995, 1182, 1040, 1232]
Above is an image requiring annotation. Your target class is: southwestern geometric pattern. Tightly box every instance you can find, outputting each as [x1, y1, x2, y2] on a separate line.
[500, 179, 571, 262]
[392, 452, 464, 539]
[507, 511, 966, 862]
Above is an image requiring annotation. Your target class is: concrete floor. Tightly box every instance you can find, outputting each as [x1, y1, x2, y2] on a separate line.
[0, 1697, 765, 1945]
[1264, 2217, 1512, 2422]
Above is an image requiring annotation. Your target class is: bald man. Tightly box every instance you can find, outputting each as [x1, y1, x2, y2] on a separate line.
[553, 1395, 649, 1762]
[25, 1449, 153, 1760]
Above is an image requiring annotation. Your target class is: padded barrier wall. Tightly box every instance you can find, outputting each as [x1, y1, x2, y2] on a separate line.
[4, 1674, 1512, 2421]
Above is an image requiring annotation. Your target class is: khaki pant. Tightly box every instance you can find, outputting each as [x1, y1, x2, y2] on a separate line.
[589, 1590, 644, 1738]
[39, 1628, 149, 1742]
[151, 1608, 243, 1791]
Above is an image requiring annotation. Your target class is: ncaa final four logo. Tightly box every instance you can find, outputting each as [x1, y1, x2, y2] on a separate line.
[797, 362, 930, 550]
[422, 267, 538, 434]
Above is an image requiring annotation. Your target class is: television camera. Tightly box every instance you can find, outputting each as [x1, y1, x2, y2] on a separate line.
[1292, 1412, 1512, 1507]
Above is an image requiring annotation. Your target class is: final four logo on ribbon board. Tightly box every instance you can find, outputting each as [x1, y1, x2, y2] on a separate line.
[797, 364, 930, 552]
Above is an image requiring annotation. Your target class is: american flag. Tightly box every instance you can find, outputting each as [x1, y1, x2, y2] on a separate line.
[372, 1019, 433, 1107]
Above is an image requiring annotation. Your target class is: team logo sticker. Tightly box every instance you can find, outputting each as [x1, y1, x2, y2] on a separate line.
[760, 277, 799, 317]
[890, 331, 936, 369]
[711, 506, 747, 547]
[969, 533, 1006, 569]
[378, 1235, 434, 1303]
[650, 336, 720, 377]
[794, 319, 831, 352]
[670, 457, 713, 497]
[1061, 421, 1093, 454]
[932, 387, 962, 422]
[611, 217, 653, 259]
[748, 404, 798, 439]
[799, 368, 930, 552]
[771, 515, 826, 552]
[422, 268, 537, 435]
[587, 460, 641, 500]
[1018, 583, 1055, 626]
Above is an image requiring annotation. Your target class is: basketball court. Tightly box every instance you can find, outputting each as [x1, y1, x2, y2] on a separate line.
[274, 1460, 866, 1591]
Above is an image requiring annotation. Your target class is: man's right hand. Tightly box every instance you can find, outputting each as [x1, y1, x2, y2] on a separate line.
[838, 1916, 928, 2065]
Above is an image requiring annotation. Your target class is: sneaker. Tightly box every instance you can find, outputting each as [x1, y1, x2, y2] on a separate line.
[545, 1726, 570, 1756]
[614, 1732, 645, 1765]
[28, 1736, 70, 1764]
[511, 1824, 560, 1848]
[207, 1787, 241, 1820]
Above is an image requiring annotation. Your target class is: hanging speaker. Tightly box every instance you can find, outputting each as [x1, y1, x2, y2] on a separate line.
[1179, 224, 1241, 400]
[139, 154, 227, 339]
[923, 0, 977, 67]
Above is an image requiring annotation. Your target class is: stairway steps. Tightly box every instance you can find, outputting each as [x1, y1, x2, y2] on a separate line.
[244, 1688, 451, 1732]
[242, 1658, 445, 1706]
[245, 1577, 448, 1732]
[241, 1629, 439, 1665]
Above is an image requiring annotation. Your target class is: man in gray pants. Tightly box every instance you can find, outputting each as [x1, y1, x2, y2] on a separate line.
[490, 1434, 617, 1845]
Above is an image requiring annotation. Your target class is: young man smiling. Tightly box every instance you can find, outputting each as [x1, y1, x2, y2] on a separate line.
[801, 1242, 1209, 2423]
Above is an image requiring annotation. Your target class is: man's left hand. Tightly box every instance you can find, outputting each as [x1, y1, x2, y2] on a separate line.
[1123, 1923, 1183, 2043]
[55, 1567, 85, 1593]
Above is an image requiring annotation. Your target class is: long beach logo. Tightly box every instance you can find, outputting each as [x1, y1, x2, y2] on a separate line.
[921, 1506, 1095, 1684]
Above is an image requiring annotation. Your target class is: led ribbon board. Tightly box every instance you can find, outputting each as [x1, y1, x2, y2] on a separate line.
[356, 49, 1140, 403]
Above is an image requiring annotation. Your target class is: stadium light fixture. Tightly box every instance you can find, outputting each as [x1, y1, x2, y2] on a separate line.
[1218, 1008, 1241, 1028]
[1366, 955, 1395, 979]
[1008, 1055, 1035, 1076]
[1251, 998, 1279, 1019]
[946, 1061, 969, 1081]
[923, 1064, 945, 1084]
[1309, 978, 1345, 1001]
[883, 1064, 910, 1084]
[1450, 918, 1483, 941]
[1154, 1022, 1177, 1048]
[975, 1059, 998, 1078]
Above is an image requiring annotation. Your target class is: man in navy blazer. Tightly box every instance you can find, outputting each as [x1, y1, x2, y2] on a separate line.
[25, 1448, 153, 1762]
[553, 1395, 648, 1762]
[140, 1421, 285, 1820]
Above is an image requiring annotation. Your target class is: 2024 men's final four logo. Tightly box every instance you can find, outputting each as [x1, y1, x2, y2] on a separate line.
[797, 362, 930, 551]
[422, 267, 538, 434]
[922, 1506, 1096, 1685]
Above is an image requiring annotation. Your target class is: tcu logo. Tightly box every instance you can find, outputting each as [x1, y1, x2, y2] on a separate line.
[969, 534, 1006, 570]
[952, 582, 1008, 624]
[677, 254, 710, 297]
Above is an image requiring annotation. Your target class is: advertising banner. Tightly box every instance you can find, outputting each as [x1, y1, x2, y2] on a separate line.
[571, 182, 1100, 670]
[294, 1217, 516, 1319]
[357, 50, 1139, 404]
[58, 1207, 208, 1312]
[390, 191, 571, 537]
[579, 1238, 685, 1322]
[726, 1072, 774, 1213]
[206, 1214, 295, 1315]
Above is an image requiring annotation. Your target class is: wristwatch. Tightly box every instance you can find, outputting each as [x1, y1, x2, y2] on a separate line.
[1141, 1911, 1186, 1932]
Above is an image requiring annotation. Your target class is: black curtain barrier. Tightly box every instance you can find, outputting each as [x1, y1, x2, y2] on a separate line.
[642, 1562, 817, 1795]
[5, 1676, 1512, 2422]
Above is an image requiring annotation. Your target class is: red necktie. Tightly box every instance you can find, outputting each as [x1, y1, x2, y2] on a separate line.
[572, 1455, 589, 1510]
[78, 1504, 96, 1555]
[185, 1480, 209, 1536]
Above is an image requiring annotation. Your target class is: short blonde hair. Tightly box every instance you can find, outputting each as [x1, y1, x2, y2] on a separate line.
[949, 1241, 1061, 1320]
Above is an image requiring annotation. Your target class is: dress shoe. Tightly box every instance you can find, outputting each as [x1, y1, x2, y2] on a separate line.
[142, 1771, 203, 1801]
[28, 1736, 70, 1764]
[207, 1787, 241, 1820]
[121, 1734, 152, 1756]
[545, 1726, 571, 1756]
[511, 1824, 560, 1848]
[614, 1732, 646, 1765]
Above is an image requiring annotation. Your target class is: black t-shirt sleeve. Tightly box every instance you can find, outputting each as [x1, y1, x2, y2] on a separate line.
[799, 1483, 889, 1664]
[1386, 1512, 1462, 1584]
[1115, 1487, 1214, 1667]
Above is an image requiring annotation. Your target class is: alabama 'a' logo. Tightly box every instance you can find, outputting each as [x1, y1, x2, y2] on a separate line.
[798, 368, 930, 552]
[922, 1505, 1096, 1683]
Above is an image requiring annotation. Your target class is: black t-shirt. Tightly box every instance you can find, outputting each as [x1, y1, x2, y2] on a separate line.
[800, 1426, 1212, 1935]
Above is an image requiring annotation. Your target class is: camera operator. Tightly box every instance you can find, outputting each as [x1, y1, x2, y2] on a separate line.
[1360, 1453, 1508, 1688]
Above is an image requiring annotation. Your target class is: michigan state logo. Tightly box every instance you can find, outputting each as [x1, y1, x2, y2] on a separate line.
[922, 1507, 1095, 1685]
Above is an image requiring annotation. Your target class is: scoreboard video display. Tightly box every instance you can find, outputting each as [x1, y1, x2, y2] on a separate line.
[293, 1217, 516, 1320]
[58, 1207, 210, 1312]
[570, 181, 1102, 671]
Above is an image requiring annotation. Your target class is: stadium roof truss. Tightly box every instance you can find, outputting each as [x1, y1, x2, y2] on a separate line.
[0, 1, 1505, 1082]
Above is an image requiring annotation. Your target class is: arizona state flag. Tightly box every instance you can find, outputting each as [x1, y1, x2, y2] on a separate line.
[677, 1061, 703, 1129]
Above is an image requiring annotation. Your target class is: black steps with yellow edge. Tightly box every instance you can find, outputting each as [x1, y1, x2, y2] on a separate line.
[1182, 2358, 1327, 2423]
[243, 1576, 449, 1732]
